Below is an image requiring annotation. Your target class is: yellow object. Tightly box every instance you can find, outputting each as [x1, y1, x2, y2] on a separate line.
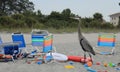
[64, 65, 75, 69]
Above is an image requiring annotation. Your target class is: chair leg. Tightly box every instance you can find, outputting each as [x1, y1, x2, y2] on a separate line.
[11, 56, 15, 63]
[111, 47, 115, 55]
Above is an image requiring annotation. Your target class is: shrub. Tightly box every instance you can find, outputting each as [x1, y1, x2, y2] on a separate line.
[0, 16, 16, 28]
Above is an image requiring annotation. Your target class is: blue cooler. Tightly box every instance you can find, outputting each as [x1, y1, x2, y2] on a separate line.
[0, 43, 19, 55]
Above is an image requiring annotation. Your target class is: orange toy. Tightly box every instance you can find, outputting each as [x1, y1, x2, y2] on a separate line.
[87, 61, 92, 67]
[103, 62, 108, 67]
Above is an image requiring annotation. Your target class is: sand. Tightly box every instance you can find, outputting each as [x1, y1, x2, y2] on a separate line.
[0, 32, 120, 72]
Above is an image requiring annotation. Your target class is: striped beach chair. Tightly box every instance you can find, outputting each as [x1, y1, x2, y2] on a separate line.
[31, 34, 44, 52]
[28, 30, 54, 63]
[96, 33, 116, 55]
[31, 29, 49, 52]
[31, 32, 54, 53]
[43, 34, 53, 53]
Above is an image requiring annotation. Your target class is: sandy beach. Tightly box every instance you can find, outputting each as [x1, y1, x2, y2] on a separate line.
[0, 32, 120, 72]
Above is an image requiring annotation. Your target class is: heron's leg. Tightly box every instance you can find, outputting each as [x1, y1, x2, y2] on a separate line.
[88, 52, 93, 63]
[84, 52, 86, 63]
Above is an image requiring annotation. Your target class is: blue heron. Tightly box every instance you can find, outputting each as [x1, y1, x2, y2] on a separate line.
[75, 17, 96, 63]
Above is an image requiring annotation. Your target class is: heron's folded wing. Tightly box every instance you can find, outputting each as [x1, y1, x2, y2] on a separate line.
[81, 38, 96, 55]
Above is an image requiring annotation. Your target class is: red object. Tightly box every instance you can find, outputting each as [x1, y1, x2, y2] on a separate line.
[68, 56, 81, 62]
[5, 55, 12, 59]
[0, 54, 4, 58]
[97, 71, 101, 72]
[67, 56, 92, 63]
[98, 38, 115, 42]
[27, 62, 31, 64]
[96, 62, 100, 65]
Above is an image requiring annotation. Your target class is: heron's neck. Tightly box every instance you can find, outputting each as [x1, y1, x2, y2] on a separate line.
[78, 20, 83, 39]
[78, 28, 83, 39]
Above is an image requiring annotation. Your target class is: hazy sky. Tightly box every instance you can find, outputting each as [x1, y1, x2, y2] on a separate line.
[30, 0, 120, 21]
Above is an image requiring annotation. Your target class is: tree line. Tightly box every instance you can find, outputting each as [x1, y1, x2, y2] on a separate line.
[0, 0, 119, 30]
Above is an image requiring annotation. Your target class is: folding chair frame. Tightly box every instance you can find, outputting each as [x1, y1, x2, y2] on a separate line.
[95, 33, 116, 55]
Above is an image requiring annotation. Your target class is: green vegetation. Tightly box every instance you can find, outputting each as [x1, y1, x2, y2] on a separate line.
[0, 0, 120, 33]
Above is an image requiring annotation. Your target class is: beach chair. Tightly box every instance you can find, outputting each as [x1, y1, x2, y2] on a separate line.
[12, 33, 29, 59]
[95, 33, 116, 55]
[43, 34, 53, 53]
[0, 36, 19, 62]
[12, 32, 26, 49]
[26, 30, 54, 63]
[31, 33, 44, 52]
[31, 29, 49, 52]
[43, 34, 54, 63]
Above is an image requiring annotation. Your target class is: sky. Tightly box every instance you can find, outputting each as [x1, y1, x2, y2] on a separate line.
[29, 0, 120, 21]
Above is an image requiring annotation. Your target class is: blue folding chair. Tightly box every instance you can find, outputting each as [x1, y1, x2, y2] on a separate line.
[12, 33, 26, 49]
[11, 33, 29, 59]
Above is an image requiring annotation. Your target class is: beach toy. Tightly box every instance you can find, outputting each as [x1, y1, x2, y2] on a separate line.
[108, 62, 116, 67]
[87, 61, 92, 67]
[98, 70, 108, 72]
[84, 64, 89, 67]
[69, 61, 74, 65]
[112, 63, 116, 67]
[37, 61, 42, 65]
[84, 64, 96, 72]
[115, 68, 120, 70]
[87, 67, 96, 72]
[81, 57, 92, 62]
[45, 55, 52, 62]
[81, 57, 92, 63]
[27, 61, 31, 64]
[46, 53, 68, 61]
[68, 56, 81, 62]
[108, 62, 112, 67]
[97, 71, 107, 72]
[64, 65, 75, 69]
[68, 55, 92, 63]
[117, 63, 120, 66]
[103, 62, 108, 67]
[97, 70, 101, 72]
[96, 62, 100, 65]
